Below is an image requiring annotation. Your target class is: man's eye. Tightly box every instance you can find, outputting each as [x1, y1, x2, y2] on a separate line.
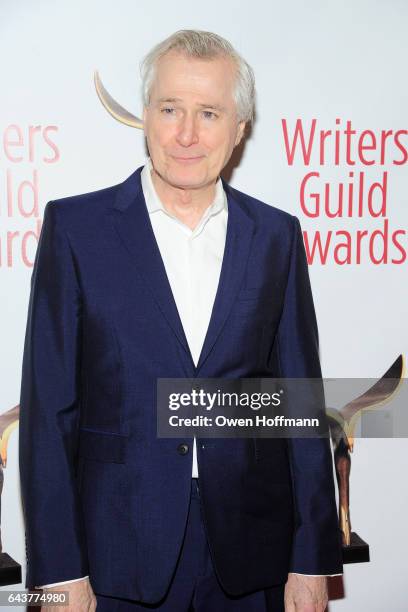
[202, 110, 217, 120]
[161, 107, 175, 115]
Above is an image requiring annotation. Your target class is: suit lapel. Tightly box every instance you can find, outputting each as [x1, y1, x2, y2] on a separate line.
[110, 167, 193, 364]
[109, 166, 255, 375]
[195, 182, 255, 372]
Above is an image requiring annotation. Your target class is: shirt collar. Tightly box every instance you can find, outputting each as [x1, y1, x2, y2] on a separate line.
[141, 158, 226, 221]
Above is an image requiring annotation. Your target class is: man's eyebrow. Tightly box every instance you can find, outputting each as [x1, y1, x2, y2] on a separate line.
[156, 97, 226, 111]
[197, 102, 226, 112]
[156, 97, 183, 104]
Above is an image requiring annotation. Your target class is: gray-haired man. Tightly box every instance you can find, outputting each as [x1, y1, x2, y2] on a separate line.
[20, 29, 343, 612]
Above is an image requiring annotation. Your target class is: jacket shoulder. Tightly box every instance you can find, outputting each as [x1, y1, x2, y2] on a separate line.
[44, 181, 122, 225]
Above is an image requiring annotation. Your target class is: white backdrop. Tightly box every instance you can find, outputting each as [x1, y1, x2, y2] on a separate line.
[1, 0, 407, 609]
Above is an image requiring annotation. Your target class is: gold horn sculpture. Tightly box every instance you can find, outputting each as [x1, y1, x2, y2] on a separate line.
[94, 70, 144, 129]
[327, 354, 405, 554]
[0, 405, 19, 469]
[0, 404, 21, 583]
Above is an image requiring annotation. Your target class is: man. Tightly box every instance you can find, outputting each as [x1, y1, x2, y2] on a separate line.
[19, 30, 343, 612]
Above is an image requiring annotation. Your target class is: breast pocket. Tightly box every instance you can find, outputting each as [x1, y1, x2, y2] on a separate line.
[233, 283, 274, 317]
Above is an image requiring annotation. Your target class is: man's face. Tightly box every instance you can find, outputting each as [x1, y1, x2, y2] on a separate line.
[143, 50, 246, 191]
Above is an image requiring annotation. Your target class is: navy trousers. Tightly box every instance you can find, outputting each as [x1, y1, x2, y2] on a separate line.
[95, 479, 285, 611]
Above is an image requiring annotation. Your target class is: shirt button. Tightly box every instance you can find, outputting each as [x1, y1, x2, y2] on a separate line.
[177, 443, 189, 455]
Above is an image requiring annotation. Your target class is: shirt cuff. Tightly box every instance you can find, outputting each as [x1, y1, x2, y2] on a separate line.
[290, 573, 343, 577]
[35, 576, 89, 589]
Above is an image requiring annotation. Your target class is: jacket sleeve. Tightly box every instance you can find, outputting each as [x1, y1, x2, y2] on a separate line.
[19, 201, 89, 588]
[273, 215, 343, 575]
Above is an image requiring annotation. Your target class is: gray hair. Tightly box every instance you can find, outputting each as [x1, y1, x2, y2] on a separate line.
[140, 29, 255, 124]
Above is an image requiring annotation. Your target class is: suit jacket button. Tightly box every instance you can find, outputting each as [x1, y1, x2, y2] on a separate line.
[177, 443, 189, 455]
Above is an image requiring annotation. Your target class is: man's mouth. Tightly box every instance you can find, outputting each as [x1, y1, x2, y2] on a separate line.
[171, 155, 205, 164]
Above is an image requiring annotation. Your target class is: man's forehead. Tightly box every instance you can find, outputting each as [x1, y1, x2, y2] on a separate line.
[151, 53, 235, 105]
[154, 51, 235, 83]
[156, 49, 233, 69]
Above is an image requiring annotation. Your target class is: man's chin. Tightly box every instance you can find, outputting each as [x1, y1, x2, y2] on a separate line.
[163, 171, 211, 191]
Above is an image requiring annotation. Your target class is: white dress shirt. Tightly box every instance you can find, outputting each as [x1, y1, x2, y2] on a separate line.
[142, 158, 227, 480]
[37, 160, 341, 587]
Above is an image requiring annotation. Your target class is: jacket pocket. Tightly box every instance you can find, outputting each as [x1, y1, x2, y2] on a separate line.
[78, 427, 128, 463]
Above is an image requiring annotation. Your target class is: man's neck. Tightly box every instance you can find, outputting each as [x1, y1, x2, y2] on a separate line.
[150, 167, 217, 230]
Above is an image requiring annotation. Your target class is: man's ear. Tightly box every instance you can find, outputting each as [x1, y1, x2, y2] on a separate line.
[234, 121, 246, 147]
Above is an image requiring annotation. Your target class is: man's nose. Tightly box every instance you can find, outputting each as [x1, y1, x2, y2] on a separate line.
[176, 114, 199, 147]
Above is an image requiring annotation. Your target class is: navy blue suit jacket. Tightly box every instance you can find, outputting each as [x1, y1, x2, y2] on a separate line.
[19, 165, 343, 602]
